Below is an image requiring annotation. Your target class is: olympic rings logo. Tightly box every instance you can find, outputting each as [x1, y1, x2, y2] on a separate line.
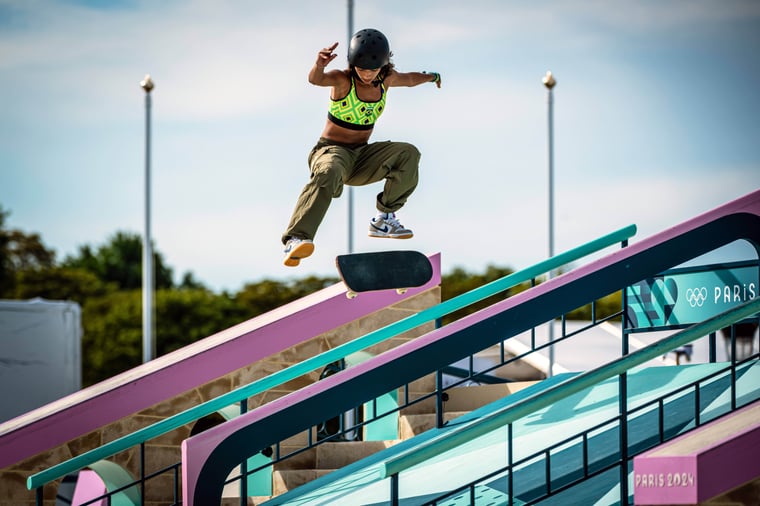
[685, 287, 707, 308]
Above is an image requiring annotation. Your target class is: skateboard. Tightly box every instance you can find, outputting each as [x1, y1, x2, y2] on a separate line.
[335, 250, 433, 299]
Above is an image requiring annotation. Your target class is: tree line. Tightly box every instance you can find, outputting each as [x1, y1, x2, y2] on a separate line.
[0, 206, 619, 386]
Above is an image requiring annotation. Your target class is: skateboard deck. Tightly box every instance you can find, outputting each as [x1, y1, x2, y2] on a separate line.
[336, 250, 433, 298]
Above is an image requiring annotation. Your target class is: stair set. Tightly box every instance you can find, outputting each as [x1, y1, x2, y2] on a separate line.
[2, 188, 759, 506]
[264, 376, 539, 503]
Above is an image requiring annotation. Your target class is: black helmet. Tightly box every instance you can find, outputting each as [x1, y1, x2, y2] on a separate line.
[347, 28, 390, 70]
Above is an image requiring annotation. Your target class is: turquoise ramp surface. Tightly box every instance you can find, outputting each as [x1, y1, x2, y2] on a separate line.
[264, 362, 759, 505]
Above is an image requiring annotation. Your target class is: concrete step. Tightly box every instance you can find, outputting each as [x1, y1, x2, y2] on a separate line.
[272, 446, 317, 471]
[443, 381, 537, 412]
[273, 469, 334, 495]
[316, 440, 400, 469]
[220, 497, 270, 506]
[397, 382, 537, 417]
[265, 383, 538, 498]
[399, 411, 469, 439]
[279, 426, 318, 447]
[271, 440, 400, 494]
[398, 392, 438, 415]
[274, 440, 402, 470]
[403, 372, 438, 393]
[397, 383, 538, 438]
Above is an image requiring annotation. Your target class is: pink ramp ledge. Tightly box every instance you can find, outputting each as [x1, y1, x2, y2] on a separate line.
[633, 400, 760, 505]
[181, 189, 760, 505]
[0, 253, 440, 470]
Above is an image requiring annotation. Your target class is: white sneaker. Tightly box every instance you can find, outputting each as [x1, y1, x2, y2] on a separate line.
[283, 237, 314, 267]
[368, 212, 413, 239]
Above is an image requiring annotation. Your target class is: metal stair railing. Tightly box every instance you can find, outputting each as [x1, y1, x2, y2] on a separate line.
[27, 224, 636, 496]
[425, 356, 758, 505]
[186, 192, 760, 504]
[379, 298, 760, 504]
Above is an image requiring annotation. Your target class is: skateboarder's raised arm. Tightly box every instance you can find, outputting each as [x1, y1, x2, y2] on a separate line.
[308, 42, 348, 88]
[384, 68, 442, 89]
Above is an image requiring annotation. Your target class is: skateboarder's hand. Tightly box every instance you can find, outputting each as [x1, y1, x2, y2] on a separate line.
[317, 42, 339, 68]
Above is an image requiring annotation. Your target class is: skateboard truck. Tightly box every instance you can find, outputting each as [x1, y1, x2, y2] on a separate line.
[346, 287, 409, 299]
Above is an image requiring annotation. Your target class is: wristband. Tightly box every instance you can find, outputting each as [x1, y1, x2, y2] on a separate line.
[424, 71, 440, 83]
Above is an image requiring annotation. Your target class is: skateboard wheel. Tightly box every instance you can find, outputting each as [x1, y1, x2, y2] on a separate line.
[346, 291, 358, 299]
[396, 288, 408, 294]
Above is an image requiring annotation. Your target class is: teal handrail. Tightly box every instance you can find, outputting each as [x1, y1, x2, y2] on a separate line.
[379, 297, 760, 479]
[28, 224, 636, 490]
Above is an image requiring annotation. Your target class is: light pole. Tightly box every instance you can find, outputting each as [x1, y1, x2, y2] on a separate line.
[543, 70, 556, 377]
[346, 0, 355, 254]
[342, 2, 360, 440]
[140, 74, 155, 363]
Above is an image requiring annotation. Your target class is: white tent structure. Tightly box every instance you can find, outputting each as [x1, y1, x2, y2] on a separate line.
[0, 298, 81, 423]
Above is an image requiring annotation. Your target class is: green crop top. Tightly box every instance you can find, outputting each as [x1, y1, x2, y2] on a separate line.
[327, 77, 386, 131]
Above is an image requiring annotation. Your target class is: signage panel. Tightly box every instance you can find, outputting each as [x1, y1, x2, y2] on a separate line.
[626, 262, 759, 331]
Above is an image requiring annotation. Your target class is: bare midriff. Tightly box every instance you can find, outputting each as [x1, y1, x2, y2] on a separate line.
[320, 120, 374, 145]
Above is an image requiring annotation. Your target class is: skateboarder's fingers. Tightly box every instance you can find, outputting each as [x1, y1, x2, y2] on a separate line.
[317, 44, 339, 65]
[319, 42, 338, 57]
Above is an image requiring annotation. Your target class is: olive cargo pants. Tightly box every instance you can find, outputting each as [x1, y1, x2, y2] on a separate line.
[282, 138, 420, 243]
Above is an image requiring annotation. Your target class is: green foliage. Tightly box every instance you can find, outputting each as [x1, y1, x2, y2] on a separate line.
[440, 265, 623, 325]
[235, 275, 339, 316]
[178, 271, 208, 290]
[13, 267, 114, 304]
[156, 288, 247, 355]
[4, 229, 55, 271]
[63, 231, 174, 290]
[440, 264, 531, 325]
[0, 207, 58, 298]
[565, 291, 623, 321]
[0, 207, 13, 294]
[2, 204, 609, 386]
[82, 290, 143, 385]
[1, 224, 342, 385]
[81, 288, 250, 385]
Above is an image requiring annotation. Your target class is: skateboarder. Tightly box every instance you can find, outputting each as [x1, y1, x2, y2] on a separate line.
[281, 28, 442, 267]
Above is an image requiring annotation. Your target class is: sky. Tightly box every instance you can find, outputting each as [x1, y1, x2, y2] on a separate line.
[1, 0, 759, 293]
